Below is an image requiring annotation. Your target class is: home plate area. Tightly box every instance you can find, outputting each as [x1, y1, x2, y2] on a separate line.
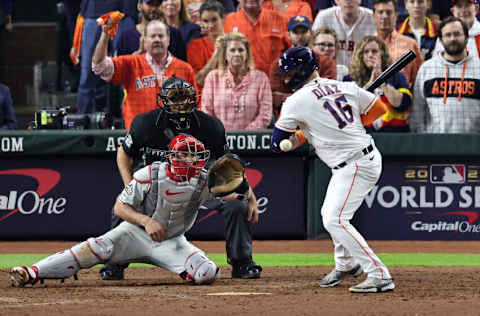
[1, 266, 479, 316]
[1, 240, 479, 315]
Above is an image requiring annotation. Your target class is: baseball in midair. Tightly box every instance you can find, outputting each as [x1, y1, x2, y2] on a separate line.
[280, 139, 293, 152]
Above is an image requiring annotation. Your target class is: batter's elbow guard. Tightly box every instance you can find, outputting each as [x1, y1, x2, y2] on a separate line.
[271, 127, 294, 153]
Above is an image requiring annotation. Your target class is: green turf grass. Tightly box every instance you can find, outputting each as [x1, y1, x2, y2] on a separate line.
[1, 253, 480, 269]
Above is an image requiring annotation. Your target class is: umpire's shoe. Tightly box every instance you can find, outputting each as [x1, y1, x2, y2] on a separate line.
[319, 264, 363, 287]
[349, 277, 395, 293]
[100, 263, 127, 280]
[232, 261, 262, 279]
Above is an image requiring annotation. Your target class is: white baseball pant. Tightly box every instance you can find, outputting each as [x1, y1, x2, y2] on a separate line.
[321, 146, 391, 280]
[103, 221, 201, 274]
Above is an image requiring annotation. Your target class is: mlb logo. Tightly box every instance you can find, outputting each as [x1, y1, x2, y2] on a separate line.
[430, 164, 465, 184]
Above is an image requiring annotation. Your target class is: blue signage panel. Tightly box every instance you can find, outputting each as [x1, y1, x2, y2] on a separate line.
[0, 156, 306, 240]
[187, 156, 306, 240]
[0, 157, 120, 239]
[353, 161, 480, 240]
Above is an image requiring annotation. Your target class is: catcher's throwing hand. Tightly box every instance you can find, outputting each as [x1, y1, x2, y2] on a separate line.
[145, 218, 168, 242]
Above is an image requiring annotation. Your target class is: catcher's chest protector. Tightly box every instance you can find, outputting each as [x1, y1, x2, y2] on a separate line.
[145, 162, 209, 238]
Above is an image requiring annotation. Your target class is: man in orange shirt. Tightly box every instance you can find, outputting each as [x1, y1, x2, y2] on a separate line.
[93, 19, 197, 129]
[373, 0, 424, 87]
[262, 0, 313, 22]
[223, 0, 291, 75]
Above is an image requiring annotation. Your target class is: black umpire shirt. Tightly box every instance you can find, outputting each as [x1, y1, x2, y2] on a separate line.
[122, 108, 228, 172]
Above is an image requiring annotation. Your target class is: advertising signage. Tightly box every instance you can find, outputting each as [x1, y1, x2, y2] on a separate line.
[353, 161, 480, 240]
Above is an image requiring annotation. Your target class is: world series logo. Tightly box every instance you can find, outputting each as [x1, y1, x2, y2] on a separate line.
[403, 164, 480, 234]
[362, 163, 480, 237]
[404, 164, 480, 184]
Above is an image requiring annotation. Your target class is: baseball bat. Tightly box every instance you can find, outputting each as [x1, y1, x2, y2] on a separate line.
[365, 49, 417, 93]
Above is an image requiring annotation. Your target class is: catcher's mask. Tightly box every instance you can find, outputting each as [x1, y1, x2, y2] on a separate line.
[159, 76, 198, 131]
[168, 134, 210, 181]
[276, 46, 318, 91]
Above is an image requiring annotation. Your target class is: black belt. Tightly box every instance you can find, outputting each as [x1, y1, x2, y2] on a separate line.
[333, 144, 374, 170]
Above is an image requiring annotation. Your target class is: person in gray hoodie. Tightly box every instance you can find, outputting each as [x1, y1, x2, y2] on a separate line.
[410, 16, 480, 133]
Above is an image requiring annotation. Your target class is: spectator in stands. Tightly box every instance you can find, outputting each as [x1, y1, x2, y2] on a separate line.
[397, 0, 437, 61]
[201, 32, 272, 130]
[75, 0, 136, 114]
[61, 1, 81, 47]
[0, 83, 16, 129]
[432, 0, 480, 58]
[223, 0, 290, 76]
[373, 0, 424, 87]
[316, 0, 407, 17]
[345, 36, 412, 132]
[187, 0, 224, 88]
[112, 0, 186, 124]
[116, 0, 186, 61]
[316, 0, 374, 10]
[429, 0, 453, 26]
[0, 0, 13, 32]
[269, 16, 337, 120]
[185, 0, 234, 25]
[92, 20, 197, 130]
[262, 0, 313, 22]
[161, 0, 201, 45]
[311, 27, 349, 81]
[312, 0, 377, 67]
[411, 17, 480, 133]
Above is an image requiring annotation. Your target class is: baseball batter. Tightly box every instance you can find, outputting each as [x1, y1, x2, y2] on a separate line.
[312, 0, 376, 67]
[271, 46, 394, 293]
[10, 135, 220, 287]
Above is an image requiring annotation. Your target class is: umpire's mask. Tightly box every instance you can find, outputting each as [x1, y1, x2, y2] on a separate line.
[159, 76, 198, 131]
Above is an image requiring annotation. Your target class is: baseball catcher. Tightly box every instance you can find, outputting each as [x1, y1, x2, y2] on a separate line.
[102, 76, 262, 281]
[10, 135, 220, 287]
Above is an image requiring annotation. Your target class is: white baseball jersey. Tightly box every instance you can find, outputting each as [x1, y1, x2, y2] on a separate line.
[312, 6, 376, 67]
[118, 161, 211, 238]
[275, 77, 377, 168]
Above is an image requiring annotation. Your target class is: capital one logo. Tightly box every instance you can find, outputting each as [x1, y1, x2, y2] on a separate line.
[0, 169, 66, 222]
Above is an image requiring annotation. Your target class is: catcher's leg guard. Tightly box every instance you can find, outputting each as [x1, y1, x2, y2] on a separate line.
[34, 237, 114, 280]
[184, 251, 220, 285]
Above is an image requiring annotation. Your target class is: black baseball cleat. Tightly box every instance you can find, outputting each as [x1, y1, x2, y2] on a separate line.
[99, 264, 126, 280]
[232, 261, 262, 279]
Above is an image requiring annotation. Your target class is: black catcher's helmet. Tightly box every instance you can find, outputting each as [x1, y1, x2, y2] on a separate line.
[277, 46, 319, 91]
[159, 76, 198, 130]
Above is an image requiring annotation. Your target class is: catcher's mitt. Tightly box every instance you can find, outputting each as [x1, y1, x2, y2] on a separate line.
[207, 153, 250, 198]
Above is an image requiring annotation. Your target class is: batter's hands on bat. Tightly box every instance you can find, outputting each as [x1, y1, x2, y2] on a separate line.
[145, 218, 168, 242]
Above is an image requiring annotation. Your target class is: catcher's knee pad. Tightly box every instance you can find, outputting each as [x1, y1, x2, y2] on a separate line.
[184, 251, 220, 285]
[71, 237, 114, 268]
[34, 237, 114, 280]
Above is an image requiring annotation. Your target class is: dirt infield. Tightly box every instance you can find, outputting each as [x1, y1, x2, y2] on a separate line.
[1, 240, 479, 316]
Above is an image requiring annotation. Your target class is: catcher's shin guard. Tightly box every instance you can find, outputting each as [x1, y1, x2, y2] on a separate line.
[34, 237, 114, 280]
[184, 251, 220, 285]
